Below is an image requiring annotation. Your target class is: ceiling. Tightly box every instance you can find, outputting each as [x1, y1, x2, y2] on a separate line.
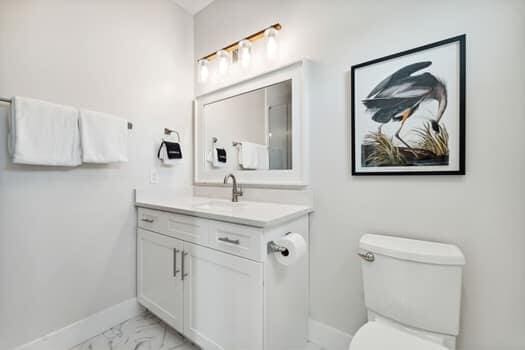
[172, 0, 215, 15]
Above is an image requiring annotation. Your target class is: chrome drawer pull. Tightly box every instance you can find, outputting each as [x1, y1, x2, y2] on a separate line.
[173, 248, 180, 277]
[218, 237, 240, 245]
[181, 251, 189, 281]
[358, 252, 375, 262]
[141, 218, 154, 223]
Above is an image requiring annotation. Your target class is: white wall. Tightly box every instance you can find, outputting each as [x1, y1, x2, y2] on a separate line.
[194, 1, 525, 349]
[0, 1, 194, 348]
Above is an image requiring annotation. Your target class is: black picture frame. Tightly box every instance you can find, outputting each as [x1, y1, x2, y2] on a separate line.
[351, 35, 466, 176]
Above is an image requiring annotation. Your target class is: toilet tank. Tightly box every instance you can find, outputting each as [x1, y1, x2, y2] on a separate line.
[359, 234, 465, 336]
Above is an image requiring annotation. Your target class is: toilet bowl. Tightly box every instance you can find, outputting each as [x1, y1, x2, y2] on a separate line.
[351, 234, 465, 350]
[350, 321, 447, 350]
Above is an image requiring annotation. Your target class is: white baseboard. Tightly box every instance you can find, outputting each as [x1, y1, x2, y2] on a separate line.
[14, 298, 143, 350]
[308, 318, 353, 350]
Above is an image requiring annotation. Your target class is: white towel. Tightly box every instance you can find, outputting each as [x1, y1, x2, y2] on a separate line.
[79, 109, 128, 163]
[257, 146, 269, 170]
[238, 142, 268, 170]
[8, 96, 81, 166]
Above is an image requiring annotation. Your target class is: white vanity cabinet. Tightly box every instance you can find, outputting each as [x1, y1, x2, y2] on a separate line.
[136, 203, 310, 350]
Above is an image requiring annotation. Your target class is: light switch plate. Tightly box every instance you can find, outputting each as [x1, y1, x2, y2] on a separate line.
[150, 169, 159, 184]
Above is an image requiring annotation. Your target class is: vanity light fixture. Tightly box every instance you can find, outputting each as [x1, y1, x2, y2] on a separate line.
[198, 59, 209, 83]
[196, 23, 282, 82]
[264, 27, 279, 60]
[217, 50, 231, 76]
[238, 40, 252, 68]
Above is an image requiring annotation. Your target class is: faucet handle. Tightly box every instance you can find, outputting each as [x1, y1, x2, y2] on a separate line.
[237, 184, 243, 196]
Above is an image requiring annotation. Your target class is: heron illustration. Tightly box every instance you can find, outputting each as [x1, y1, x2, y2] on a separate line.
[362, 61, 447, 149]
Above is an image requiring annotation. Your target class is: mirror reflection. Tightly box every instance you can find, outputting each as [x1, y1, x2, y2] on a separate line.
[204, 80, 292, 171]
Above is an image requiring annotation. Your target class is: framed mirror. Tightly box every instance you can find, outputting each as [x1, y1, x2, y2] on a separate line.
[194, 61, 310, 187]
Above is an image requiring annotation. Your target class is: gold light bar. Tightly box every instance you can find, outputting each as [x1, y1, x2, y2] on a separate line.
[198, 23, 282, 62]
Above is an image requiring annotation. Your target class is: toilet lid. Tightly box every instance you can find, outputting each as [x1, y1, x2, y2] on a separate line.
[350, 322, 447, 350]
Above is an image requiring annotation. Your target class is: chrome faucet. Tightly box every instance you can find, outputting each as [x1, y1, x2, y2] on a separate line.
[223, 174, 243, 202]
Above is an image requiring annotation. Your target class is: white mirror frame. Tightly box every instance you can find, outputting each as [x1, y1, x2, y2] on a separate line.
[194, 60, 310, 188]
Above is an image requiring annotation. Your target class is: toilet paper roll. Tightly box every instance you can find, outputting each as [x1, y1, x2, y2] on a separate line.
[273, 233, 307, 266]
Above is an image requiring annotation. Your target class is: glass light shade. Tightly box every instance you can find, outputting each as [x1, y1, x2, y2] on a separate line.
[238, 39, 252, 68]
[264, 27, 279, 60]
[198, 59, 209, 83]
[217, 50, 231, 76]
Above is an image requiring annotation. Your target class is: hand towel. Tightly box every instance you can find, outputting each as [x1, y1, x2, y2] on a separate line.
[239, 142, 268, 170]
[8, 96, 81, 166]
[212, 146, 227, 168]
[257, 145, 269, 170]
[79, 109, 128, 163]
[157, 140, 182, 165]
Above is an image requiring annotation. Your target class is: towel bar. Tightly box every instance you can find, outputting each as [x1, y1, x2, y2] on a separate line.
[0, 96, 133, 129]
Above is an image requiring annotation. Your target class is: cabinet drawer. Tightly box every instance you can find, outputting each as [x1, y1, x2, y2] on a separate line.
[137, 208, 167, 233]
[208, 221, 263, 261]
[165, 213, 209, 245]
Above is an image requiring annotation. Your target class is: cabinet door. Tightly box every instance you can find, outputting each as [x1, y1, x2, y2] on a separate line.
[183, 242, 263, 350]
[137, 229, 184, 331]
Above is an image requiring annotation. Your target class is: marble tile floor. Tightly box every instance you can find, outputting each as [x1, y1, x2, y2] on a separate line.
[70, 312, 196, 350]
[70, 311, 324, 350]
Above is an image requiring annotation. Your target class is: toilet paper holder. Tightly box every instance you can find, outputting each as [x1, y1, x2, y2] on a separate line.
[268, 232, 291, 255]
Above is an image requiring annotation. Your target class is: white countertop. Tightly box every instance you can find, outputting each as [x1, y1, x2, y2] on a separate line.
[135, 196, 313, 228]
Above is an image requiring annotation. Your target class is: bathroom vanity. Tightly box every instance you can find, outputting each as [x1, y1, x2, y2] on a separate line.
[135, 196, 312, 350]
[135, 59, 314, 350]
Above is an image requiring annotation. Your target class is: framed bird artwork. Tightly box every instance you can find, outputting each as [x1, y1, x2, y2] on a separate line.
[350, 35, 466, 175]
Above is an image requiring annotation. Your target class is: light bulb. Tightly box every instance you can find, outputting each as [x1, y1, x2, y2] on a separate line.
[217, 50, 230, 76]
[198, 59, 209, 83]
[238, 39, 252, 68]
[264, 27, 279, 60]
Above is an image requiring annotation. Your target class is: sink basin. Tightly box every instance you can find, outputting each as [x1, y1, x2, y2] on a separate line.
[194, 200, 247, 212]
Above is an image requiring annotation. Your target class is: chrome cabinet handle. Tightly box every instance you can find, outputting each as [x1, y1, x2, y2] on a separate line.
[173, 248, 180, 277]
[181, 251, 189, 280]
[141, 218, 154, 223]
[358, 251, 375, 262]
[218, 237, 240, 245]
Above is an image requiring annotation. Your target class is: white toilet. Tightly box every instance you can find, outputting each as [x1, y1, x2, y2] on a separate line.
[350, 234, 466, 350]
